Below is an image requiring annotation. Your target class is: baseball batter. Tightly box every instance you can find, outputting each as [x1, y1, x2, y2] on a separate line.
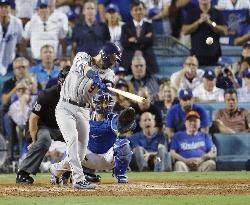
[50, 91, 136, 185]
[55, 42, 121, 189]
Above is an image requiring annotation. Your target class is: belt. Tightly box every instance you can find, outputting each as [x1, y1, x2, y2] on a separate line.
[62, 98, 90, 108]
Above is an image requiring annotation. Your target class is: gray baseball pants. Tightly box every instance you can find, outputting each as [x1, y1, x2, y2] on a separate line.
[19, 127, 62, 174]
[55, 101, 90, 184]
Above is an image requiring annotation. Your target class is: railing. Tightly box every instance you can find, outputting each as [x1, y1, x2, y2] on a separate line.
[153, 35, 190, 56]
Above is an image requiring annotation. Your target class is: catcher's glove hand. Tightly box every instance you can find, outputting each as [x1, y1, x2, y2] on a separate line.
[117, 107, 136, 135]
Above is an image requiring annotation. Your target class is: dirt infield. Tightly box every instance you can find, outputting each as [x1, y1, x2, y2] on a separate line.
[1, 179, 250, 197]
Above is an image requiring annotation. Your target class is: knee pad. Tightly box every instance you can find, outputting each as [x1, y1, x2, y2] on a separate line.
[114, 138, 132, 162]
[113, 139, 132, 176]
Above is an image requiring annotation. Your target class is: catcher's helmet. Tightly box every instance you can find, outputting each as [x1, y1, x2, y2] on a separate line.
[93, 90, 114, 115]
[99, 42, 121, 69]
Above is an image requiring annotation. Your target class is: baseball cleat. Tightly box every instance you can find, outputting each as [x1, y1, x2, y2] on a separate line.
[116, 175, 128, 183]
[16, 173, 34, 184]
[84, 173, 101, 183]
[73, 180, 96, 189]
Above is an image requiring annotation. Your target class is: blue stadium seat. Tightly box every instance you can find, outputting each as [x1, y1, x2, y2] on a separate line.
[221, 46, 242, 56]
[212, 133, 250, 171]
[197, 102, 250, 121]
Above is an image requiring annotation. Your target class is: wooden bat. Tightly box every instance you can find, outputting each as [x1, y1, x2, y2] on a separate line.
[107, 87, 146, 103]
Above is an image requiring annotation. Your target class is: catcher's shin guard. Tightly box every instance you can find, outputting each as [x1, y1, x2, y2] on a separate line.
[113, 138, 132, 183]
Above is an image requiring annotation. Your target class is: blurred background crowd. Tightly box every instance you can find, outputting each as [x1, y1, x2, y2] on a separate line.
[0, 0, 250, 173]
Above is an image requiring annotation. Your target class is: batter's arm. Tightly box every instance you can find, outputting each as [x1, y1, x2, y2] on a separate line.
[72, 52, 92, 74]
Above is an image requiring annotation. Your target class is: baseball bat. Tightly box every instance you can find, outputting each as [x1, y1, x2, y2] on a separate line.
[107, 87, 146, 103]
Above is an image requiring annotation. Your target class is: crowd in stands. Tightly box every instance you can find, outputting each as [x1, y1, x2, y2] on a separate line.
[0, 0, 250, 173]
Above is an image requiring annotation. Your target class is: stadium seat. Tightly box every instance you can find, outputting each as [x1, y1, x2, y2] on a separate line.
[197, 102, 250, 121]
[212, 133, 250, 171]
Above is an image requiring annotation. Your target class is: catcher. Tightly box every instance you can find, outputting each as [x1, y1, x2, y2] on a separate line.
[49, 90, 136, 184]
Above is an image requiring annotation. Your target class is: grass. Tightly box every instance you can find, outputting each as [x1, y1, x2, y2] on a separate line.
[0, 172, 250, 205]
[1, 171, 250, 182]
[0, 195, 250, 205]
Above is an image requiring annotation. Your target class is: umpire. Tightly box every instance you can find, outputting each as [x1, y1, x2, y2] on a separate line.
[16, 67, 70, 184]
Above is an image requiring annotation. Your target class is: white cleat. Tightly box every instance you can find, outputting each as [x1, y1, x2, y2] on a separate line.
[73, 180, 96, 189]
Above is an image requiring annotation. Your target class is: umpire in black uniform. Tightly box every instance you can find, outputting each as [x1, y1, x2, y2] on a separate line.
[16, 67, 70, 184]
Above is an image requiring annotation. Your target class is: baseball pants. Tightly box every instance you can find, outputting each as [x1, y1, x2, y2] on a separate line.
[19, 127, 62, 174]
[56, 101, 90, 183]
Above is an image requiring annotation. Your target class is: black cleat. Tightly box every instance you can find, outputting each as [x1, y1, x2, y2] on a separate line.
[84, 173, 101, 183]
[16, 172, 34, 184]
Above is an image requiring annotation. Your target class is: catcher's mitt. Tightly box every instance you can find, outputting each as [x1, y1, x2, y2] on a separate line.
[117, 107, 136, 135]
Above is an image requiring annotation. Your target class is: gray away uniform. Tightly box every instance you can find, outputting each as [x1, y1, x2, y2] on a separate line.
[55, 52, 114, 184]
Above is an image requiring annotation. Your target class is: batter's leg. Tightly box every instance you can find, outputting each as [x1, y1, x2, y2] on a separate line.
[56, 106, 85, 183]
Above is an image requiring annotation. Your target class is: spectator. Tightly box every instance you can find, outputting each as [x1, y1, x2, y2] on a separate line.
[170, 110, 216, 172]
[129, 55, 159, 100]
[215, 60, 240, 89]
[29, 45, 60, 90]
[7, 81, 37, 158]
[22, 0, 67, 61]
[148, 0, 172, 35]
[234, 15, 250, 45]
[1, 57, 36, 115]
[15, 0, 37, 26]
[114, 66, 128, 84]
[237, 68, 250, 102]
[237, 56, 250, 88]
[1, 57, 36, 159]
[98, 0, 133, 22]
[72, 0, 110, 57]
[129, 112, 172, 171]
[231, 42, 250, 76]
[154, 82, 178, 125]
[166, 89, 210, 140]
[8, 81, 36, 127]
[0, 0, 23, 76]
[105, 3, 124, 48]
[182, 0, 227, 66]
[193, 69, 224, 102]
[112, 79, 135, 114]
[214, 88, 250, 133]
[216, 0, 250, 10]
[133, 86, 163, 132]
[120, 0, 158, 74]
[170, 56, 204, 91]
[46, 57, 71, 88]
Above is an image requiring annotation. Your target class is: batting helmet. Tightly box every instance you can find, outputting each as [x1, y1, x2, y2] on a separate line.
[93, 90, 114, 115]
[99, 42, 121, 69]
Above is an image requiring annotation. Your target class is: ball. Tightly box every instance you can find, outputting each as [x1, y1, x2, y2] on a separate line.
[206, 37, 214, 45]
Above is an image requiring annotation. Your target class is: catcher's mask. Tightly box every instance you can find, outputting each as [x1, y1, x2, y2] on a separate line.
[99, 42, 121, 70]
[58, 66, 70, 87]
[93, 90, 114, 115]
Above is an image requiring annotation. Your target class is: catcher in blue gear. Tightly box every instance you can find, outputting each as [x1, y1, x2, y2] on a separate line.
[49, 90, 136, 184]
